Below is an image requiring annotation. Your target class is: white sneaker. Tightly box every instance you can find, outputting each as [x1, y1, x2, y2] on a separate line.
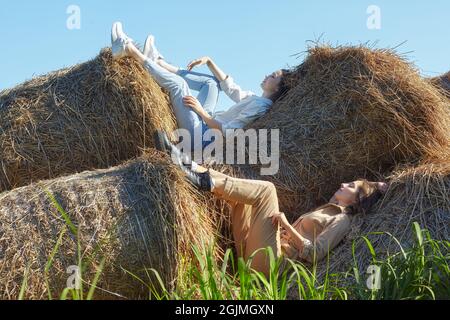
[143, 35, 165, 61]
[111, 22, 134, 59]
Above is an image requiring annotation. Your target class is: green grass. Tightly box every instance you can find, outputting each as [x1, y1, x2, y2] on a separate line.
[20, 192, 449, 300]
[348, 222, 450, 300]
[148, 221, 448, 301]
[18, 190, 107, 300]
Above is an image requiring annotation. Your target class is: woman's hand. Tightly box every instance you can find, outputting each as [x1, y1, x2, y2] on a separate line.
[182, 96, 224, 131]
[271, 212, 289, 227]
[187, 56, 211, 71]
[183, 96, 203, 113]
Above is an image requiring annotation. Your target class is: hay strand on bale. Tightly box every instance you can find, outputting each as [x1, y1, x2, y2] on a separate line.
[430, 71, 450, 98]
[0, 48, 177, 193]
[247, 45, 450, 215]
[317, 160, 450, 278]
[0, 150, 216, 300]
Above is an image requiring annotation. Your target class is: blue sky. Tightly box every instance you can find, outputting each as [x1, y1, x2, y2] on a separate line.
[0, 0, 448, 110]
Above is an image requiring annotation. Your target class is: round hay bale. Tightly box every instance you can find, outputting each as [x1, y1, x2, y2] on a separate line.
[0, 49, 177, 193]
[317, 160, 450, 277]
[0, 150, 216, 300]
[247, 45, 450, 215]
[430, 71, 450, 98]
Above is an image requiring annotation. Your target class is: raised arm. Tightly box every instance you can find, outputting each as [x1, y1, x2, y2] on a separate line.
[188, 57, 255, 103]
[187, 56, 227, 81]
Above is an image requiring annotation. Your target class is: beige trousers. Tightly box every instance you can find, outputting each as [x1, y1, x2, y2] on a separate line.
[210, 169, 282, 276]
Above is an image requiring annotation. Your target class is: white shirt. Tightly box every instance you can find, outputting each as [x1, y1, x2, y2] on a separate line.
[213, 76, 273, 135]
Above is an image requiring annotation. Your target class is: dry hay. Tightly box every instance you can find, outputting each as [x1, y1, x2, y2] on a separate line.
[430, 71, 450, 98]
[246, 45, 450, 216]
[0, 48, 177, 193]
[0, 150, 217, 300]
[316, 160, 450, 278]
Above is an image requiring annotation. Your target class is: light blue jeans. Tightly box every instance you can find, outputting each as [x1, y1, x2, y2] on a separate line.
[176, 69, 220, 115]
[143, 58, 220, 150]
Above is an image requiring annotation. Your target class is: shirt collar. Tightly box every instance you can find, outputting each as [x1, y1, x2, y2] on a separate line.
[257, 96, 274, 105]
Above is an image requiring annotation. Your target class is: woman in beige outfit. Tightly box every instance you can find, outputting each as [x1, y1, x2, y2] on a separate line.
[155, 131, 388, 276]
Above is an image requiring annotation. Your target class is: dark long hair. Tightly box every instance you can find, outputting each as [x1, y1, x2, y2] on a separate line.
[268, 69, 292, 103]
[346, 180, 387, 215]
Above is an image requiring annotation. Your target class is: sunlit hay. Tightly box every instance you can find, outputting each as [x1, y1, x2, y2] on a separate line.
[0, 150, 217, 300]
[248, 45, 450, 216]
[316, 160, 450, 280]
[0, 48, 177, 193]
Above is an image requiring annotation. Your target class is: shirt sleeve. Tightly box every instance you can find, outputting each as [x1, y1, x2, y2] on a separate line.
[299, 214, 351, 263]
[220, 75, 255, 103]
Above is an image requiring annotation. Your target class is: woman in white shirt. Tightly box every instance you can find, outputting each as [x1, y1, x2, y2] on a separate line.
[111, 22, 290, 151]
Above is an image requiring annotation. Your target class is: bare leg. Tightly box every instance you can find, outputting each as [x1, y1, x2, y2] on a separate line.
[127, 43, 180, 75]
[126, 42, 148, 65]
[194, 164, 208, 173]
[144, 35, 180, 73]
[142, 35, 219, 114]
[157, 59, 180, 74]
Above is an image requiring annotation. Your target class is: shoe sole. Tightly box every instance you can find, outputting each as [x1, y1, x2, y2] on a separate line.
[115, 22, 124, 37]
[112, 22, 127, 59]
[143, 36, 152, 58]
[111, 23, 118, 42]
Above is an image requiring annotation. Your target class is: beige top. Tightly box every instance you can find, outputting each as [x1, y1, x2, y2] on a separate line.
[280, 203, 352, 263]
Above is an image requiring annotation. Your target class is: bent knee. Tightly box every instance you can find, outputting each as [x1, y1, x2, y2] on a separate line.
[168, 79, 190, 96]
[205, 77, 220, 88]
[261, 181, 277, 196]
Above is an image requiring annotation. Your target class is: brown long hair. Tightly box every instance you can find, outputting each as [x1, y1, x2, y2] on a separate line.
[268, 69, 292, 103]
[347, 180, 387, 215]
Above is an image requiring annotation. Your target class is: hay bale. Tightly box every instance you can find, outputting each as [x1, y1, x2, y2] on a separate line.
[430, 71, 450, 98]
[0, 49, 177, 193]
[0, 150, 216, 300]
[247, 45, 450, 215]
[316, 160, 450, 277]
